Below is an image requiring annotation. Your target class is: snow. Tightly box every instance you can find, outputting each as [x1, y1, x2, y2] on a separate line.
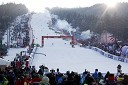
[0, 47, 28, 67]
[0, 58, 10, 65]
[1, 10, 128, 74]
[30, 11, 128, 74]
[0, 14, 29, 66]
[3, 48, 27, 61]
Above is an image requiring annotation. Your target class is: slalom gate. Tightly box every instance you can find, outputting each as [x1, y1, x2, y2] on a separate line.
[42, 35, 75, 47]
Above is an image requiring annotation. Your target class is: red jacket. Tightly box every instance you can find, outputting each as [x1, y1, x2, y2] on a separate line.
[15, 77, 29, 85]
[15, 78, 21, 85]
[25, 60, 29, 67]
[31, 77, 42, 84]
[16, 61, 21, 68]
[23, 78, 29, 85]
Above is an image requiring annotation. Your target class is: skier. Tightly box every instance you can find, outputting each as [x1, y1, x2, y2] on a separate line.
[52, 43, 54, 45]
[117, 64, 122, 76]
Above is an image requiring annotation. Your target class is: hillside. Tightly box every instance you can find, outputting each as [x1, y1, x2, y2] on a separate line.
[0, 3, 28, 43]
[30, 11, 128, 73]
[50, 3, 128, 41]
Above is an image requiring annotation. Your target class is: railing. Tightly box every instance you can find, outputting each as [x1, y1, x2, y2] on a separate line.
[86, 46, 128, 63]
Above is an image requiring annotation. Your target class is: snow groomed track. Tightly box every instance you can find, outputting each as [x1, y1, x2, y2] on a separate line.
[30, 11, 128, 73]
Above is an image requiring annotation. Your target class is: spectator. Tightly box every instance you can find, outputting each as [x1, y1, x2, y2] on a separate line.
[92, 69, 98, 83]
[107, 74, 116, 85]
[6, 69, 15, 85]
[117, 74, 124, 84]
[122, 75, 128, 85]
[84, 73, 96, 85]
[0, 73, 8, 85]
[80, 71, 88, 85]
[38, 65, 45, 76]
[104, 71, 110, 82]
[97, 72, 104, 85]
[46, 69, 57, 85]
[55, 68, 63, 85]
[31, 74, 42, 85]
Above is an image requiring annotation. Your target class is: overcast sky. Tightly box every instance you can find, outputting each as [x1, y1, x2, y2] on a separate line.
[0, 0, 128, 12]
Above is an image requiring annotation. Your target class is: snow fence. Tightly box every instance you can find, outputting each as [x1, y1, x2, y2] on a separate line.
[86, 46, 128, 63]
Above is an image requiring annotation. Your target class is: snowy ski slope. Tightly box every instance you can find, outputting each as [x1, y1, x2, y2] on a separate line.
[30, 11, 128, 73]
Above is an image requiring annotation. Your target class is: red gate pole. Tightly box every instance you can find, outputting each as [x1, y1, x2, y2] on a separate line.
[42, 36, 44, 47]
[72, 36, 75, 48]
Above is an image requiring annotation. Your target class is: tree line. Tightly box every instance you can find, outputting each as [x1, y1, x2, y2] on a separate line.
[0, 3, 28, 41]
[49, 3, 128, 41]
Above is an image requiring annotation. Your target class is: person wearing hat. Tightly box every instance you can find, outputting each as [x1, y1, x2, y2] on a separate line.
[92, 69, 98, 83]
[46, 69, 57, 85]
[38, 65, 45, 76]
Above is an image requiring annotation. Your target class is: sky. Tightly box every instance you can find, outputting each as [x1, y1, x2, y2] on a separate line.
[0, 0, 128, 12]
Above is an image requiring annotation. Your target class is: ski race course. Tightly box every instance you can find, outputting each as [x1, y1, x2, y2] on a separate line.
[30, 11, 128, 74]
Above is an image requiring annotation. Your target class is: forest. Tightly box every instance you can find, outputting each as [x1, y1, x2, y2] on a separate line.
[0, 3, 28, 42]
[49, 3, 128, 41]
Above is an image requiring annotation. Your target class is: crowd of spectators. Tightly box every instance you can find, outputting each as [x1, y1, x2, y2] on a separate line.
[1, 33, 128, 85]
[92, 42, 122, 56]
[9, 14, 30, 48]
[0, 50, 128, 85]
[80, 37, 128, 58]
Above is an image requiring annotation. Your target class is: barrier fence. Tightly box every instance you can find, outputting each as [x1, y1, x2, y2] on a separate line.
[86, 46, 128, 63]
